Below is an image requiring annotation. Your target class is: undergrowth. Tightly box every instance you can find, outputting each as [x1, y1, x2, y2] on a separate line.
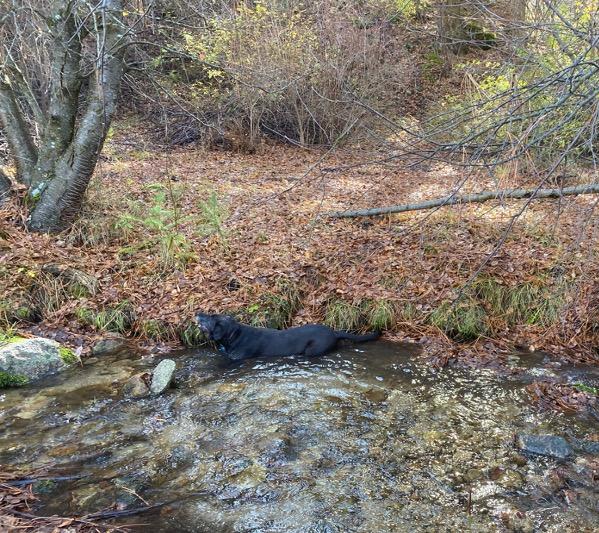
[76, 302, 136, 334]
[430, 276, 567, 341]
[324, 298, 399, 332]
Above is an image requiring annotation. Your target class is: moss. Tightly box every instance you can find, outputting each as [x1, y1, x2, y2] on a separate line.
[464, 22, 497, 50]
[0, 330, 25, 344]
[0, 370, 28, 388]
[59, 346, 77, 365]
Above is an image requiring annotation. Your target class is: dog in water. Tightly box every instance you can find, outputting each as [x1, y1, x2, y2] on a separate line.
[195, 313, 380, 360]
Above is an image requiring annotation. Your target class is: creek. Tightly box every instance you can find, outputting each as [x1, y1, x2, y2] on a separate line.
[1, 341, 598, 532]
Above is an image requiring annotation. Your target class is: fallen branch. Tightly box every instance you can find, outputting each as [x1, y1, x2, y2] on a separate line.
[328, 183, 599, 218]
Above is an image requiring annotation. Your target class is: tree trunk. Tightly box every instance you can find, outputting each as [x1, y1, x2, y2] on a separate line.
[436, 0, 467, 53]
[0, 0, 127, 233]
[328, 183, 599, 218]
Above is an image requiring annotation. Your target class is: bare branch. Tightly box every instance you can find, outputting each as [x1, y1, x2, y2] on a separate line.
[329, 183, 599, 218]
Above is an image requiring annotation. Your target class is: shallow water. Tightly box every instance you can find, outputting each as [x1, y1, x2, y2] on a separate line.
[1, 341, 598, 532]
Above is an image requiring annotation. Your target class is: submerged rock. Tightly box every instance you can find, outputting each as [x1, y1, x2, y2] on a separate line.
[91, 335, 130, 356]
[0, 337, 72, 383]
[150, 359, 176, 395]
[517, 434, 573, 460]
[123, 372, 151, 398]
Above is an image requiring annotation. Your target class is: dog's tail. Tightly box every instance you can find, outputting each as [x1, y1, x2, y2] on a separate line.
[335, 331, 380, 342]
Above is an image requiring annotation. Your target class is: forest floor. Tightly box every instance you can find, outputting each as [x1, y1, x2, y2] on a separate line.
[1, 117, 599, 368]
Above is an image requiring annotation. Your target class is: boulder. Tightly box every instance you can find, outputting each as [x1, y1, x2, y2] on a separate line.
[0, 337, 72, 383]
[150, 359, 176, 395]
[517, 434, 572, 460]
[91, 335, 130, 357]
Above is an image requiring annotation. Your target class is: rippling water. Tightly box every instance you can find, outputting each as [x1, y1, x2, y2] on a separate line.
[1, 341, 597, 531]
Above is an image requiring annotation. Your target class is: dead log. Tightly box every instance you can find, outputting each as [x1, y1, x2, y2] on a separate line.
[328, 183, 599, 218]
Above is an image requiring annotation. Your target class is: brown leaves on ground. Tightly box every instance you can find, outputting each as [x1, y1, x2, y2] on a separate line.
[2, 126, 599, 361]
[526, 381, 598, 413]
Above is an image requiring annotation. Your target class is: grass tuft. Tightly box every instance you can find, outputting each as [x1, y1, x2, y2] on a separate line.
[75, 302, 135, 334]
[429, 301, 489, 341]
[138, 319, 178, 342]
[362, 299, 397, 331]
[178, 321, 206, 347]
[243, 279, 301, 329]
[324, 299, 363, 332]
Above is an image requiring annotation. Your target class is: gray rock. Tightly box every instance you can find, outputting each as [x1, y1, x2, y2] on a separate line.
[123, 373, 151, 398]
[150, 359, 176, 395]
[517, 434, 572, 460]
[91, 335, 130, 356]
[0, 337, 69, 382]
[571, 438, 599, 455]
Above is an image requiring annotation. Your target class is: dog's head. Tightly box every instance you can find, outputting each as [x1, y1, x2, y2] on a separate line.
[195, 313, 237, 342]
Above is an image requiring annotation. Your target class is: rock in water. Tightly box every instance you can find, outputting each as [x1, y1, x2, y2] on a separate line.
[0, 337, 70, 382]
[123, 373, 151, 399]
[150, 359, 176, 395]
[517, 434, 573, 460]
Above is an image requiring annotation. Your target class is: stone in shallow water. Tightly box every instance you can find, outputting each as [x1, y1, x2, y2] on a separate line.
[123, 372, 151, 399]
[517, 434, 572, 460]
[150, 359, 176, 395]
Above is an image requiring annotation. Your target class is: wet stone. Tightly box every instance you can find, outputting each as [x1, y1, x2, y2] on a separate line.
[123, 372, 150, 399]
[517, 434, 573, 460]
[150, 358, 176, 395]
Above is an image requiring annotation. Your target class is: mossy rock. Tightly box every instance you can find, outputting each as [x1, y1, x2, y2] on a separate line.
[0, 337, 76, 385]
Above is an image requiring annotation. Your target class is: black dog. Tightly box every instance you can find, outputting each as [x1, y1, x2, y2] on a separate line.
[195, 313, 380, 360]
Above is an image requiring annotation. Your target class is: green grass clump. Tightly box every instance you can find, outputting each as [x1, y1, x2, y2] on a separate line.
[324, 299, 363, 332]
[362, 299, 396, 331]
[431, 276, 567, 341]
[430, 301, 489, 341]
[475, 277, 565, 327]
[139, 319, 177, 342]
[573, 382, 598, 395]
[243, 279, 301, 329]
[0, 370, 28, 388]
[178, 321, 206, 347]
[75, 302, 135, 334]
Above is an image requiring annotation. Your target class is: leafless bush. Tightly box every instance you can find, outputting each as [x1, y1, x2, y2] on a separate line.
[139, 0, 417, 149]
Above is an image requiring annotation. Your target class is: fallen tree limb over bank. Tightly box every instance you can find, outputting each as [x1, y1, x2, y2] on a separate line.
[328, 183, 599, 218]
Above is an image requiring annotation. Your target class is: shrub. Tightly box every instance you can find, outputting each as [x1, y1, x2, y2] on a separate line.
[181, 0, 413, 148]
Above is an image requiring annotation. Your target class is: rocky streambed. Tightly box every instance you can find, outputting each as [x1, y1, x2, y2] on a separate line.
[0, 341, 598, 532]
